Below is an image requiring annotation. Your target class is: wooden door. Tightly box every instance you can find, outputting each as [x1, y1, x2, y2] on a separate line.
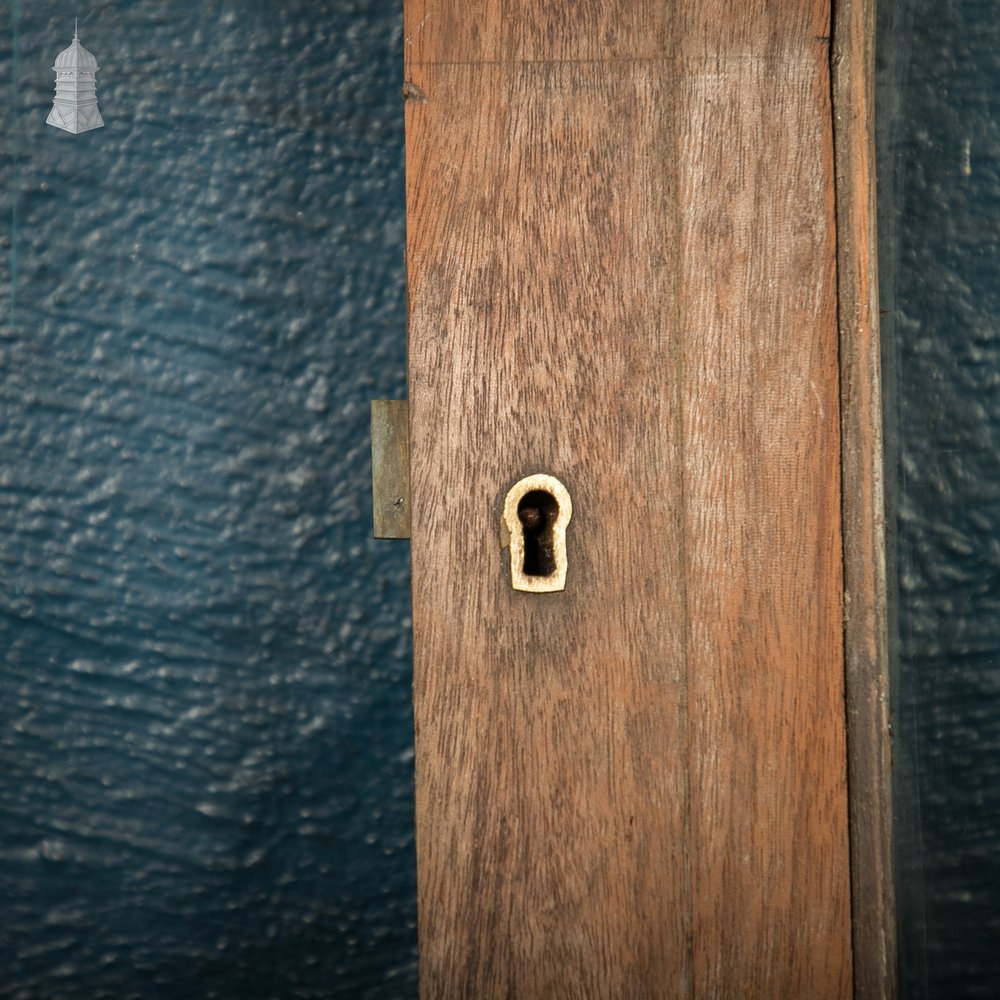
[402, 0, 892, 996]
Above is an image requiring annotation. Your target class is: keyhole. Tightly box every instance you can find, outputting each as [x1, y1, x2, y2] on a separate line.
[518, 490, 559, 577]
[501, 474, 572, 593]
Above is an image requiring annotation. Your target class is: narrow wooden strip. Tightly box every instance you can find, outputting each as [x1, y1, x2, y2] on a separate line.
[831, 1, 897, 996]
[677, 2, 854, 996]
[371, 400, 411, 539]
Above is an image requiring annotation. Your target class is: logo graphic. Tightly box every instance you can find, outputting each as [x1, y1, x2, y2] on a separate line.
[46, 19, 104, 134]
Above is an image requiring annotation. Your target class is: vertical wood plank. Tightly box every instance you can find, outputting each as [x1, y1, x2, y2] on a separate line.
[832, 0, 897, 996]
[405, 53, 691, 1000]
[676, 3, 853, 997]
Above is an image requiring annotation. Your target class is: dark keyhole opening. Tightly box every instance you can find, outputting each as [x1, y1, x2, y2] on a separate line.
[518, 490, 559, 577]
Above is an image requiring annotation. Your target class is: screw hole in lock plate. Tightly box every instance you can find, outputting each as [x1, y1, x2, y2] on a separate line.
[501, 474, 572, 593]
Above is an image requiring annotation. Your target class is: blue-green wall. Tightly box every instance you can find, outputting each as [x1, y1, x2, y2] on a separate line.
[10, 1, 1000, 996]
[878, 1, 1000, 996]
[1, 4, 416, 997]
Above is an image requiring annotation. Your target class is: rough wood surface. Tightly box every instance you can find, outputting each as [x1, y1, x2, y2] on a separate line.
[831, 1, 897, 997]
[405, 2, 853, 997]
[406, 54, 691, 999]
[676, 2, 853, 996]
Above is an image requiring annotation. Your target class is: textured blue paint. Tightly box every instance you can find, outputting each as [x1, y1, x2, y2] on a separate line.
[878, 1, 1000, 997]
[0, 3, 416, 998]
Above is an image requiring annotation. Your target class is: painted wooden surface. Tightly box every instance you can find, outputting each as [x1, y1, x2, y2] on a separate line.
[831, 1, 897, 997]
[405, 1, 853, 996]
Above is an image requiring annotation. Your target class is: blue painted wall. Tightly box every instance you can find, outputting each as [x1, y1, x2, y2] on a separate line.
[22, 3, 1000, 997]
[878, 1, 1000, 996]
[1, 3, 416, 997]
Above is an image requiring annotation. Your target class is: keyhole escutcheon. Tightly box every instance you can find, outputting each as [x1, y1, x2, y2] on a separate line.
[501, 474, 572, 593]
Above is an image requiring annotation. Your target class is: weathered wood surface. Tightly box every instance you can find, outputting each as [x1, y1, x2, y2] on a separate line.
[676, 2, 852, 996]
[832, 1, 897, 997]
[405, 1, 853, 996]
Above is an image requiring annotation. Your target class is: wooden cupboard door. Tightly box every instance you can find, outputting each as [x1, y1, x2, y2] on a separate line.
[404, 1, 855, 997]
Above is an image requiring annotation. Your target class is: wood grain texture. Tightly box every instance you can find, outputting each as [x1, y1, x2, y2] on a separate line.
[406, 55, 691, 999]
[405, 2, 853, 997]
[680, 2, 851, 997]
[404, 0, 670, 65]
[676, 4, 853, 998]
[831, 1, 897, 997]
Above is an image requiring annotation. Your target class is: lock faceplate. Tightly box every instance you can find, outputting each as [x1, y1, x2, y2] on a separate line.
[370, 400, 410, 539]
[501, 474, 572, 593]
